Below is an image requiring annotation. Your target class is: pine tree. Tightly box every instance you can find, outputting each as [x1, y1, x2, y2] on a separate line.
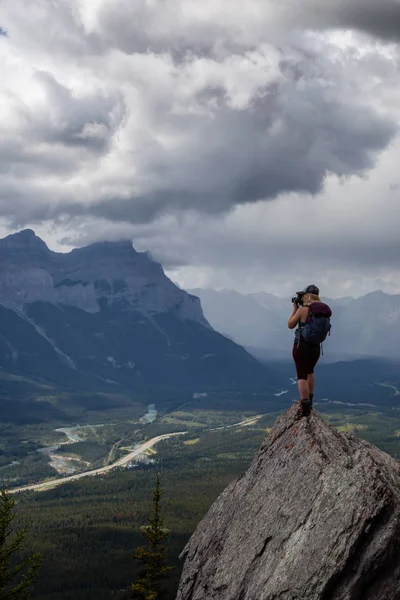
[0, 488, 41, 600]
[130, 475, 174, 600]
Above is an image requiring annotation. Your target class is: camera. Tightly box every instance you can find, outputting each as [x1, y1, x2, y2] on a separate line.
[291, 292, 304, 306]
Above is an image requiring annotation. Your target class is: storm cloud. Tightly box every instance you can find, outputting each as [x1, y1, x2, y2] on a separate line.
[297, 0, 400, 43]
[94, 1, 400, 55]
[1, 0, 400, 296]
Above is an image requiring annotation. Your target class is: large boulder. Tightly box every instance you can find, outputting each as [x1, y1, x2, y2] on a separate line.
[177, 405, 400, 600]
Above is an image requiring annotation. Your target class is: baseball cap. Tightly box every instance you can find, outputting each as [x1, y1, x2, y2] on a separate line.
[296, 284, 320, 296]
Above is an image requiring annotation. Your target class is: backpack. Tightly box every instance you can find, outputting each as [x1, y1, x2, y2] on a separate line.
[300, 302, 332, 347]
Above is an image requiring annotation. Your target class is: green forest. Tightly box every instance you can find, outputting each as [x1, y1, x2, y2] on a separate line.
[16, 424, 269, 599]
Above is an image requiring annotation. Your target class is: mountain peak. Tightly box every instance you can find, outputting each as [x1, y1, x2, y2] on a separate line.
[71, 238, 137, 255]
[177, 405, 400, 599]
[0, 229, 50, 253]
[363, 290, 389, 299]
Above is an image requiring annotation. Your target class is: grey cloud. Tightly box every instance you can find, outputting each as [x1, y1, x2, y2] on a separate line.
[160, 228, 400, 273]
[56, 196, 400, 299]
[4, 1, 399, 71]
[3, 0, 104, 58]
[129, 217, 400, 303]
[343, 2, 400, 42]
[0, 71, 125, 193]
[0, 27, 7, 36]
[31, 72, 126, 150]
[1, 0, 399, 242]
[45, 64, 396, 225]
[2, 66, 396, 228]
[0, 180, 61, 230]
[1, 0, 398, 300]
[96, 1, 234, 57]
[96, 0, 400, 60]
[305, 0, 400, 43]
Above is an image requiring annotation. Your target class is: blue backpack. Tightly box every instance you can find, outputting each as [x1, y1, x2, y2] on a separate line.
[300, 302, 332, 348]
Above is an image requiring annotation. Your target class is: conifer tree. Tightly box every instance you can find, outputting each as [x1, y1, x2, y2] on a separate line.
[130, 475, 174, 600]
[0, 488, 41, 600]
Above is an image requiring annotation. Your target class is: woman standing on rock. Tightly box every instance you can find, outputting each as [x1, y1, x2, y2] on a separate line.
[288, 284, 332, 417]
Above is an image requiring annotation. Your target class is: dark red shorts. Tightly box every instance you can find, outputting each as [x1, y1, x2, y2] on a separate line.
[292, 342, 320, 380]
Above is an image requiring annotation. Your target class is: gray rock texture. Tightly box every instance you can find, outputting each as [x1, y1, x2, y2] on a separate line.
[177, 404, 400, 600]
[0, 229, 209, 323]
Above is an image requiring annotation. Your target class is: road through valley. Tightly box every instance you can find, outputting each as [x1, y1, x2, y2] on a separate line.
[11, 432, 187, 494]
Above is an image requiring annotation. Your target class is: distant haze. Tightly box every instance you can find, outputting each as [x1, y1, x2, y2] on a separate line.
[190, 288, 400, 360]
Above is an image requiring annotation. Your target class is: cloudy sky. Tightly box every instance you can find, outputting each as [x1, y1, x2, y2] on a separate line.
[1, 0, 400, 298]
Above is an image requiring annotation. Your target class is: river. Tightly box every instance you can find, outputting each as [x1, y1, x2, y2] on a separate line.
[37, 404, 158, 473]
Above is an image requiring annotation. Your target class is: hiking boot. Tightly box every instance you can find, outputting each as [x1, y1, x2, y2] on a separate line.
[309, 393, 314, 408]
[300, 398, 312, 417]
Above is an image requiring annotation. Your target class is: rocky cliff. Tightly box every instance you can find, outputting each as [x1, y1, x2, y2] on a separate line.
[0, 229, 207, 322]
[177, 405, 400, 600]
[0, 230, 274, 392]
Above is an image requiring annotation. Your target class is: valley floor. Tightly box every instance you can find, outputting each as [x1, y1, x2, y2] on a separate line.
[3, 366, 400, 599]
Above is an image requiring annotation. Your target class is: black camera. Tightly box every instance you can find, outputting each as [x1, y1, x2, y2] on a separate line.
[291, 292, 304, 306]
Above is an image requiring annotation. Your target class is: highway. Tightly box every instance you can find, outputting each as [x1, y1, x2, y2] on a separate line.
[11, 431, 187, 494]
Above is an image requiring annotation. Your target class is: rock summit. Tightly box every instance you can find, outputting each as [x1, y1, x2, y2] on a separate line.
[177, 405, 400, 600]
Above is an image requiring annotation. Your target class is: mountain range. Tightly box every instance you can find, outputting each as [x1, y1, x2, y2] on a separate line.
[189, 288, 400, 360]
[0, 230, 274, 393]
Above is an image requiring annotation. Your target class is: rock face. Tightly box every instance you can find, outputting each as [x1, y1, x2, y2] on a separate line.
[0, 229, 207, 321]
[0, 230, 274, 392]
[177, 405, 400, 600]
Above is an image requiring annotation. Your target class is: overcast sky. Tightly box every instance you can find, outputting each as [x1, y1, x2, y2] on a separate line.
[1, 0, 400, 298]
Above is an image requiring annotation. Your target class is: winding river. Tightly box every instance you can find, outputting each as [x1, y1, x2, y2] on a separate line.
[37, 405, 158, 474]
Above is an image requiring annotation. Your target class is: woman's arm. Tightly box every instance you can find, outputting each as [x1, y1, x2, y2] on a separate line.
[288, 305, 307, 329]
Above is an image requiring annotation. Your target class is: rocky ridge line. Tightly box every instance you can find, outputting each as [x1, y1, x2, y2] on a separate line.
[0, 229, 209, 324]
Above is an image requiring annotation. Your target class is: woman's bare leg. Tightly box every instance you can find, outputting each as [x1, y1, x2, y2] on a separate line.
[307, 374, 315, 396]
[298, 378, 309, 399]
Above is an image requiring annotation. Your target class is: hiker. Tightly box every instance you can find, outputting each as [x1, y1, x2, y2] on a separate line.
[288, 284, 332, 417]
